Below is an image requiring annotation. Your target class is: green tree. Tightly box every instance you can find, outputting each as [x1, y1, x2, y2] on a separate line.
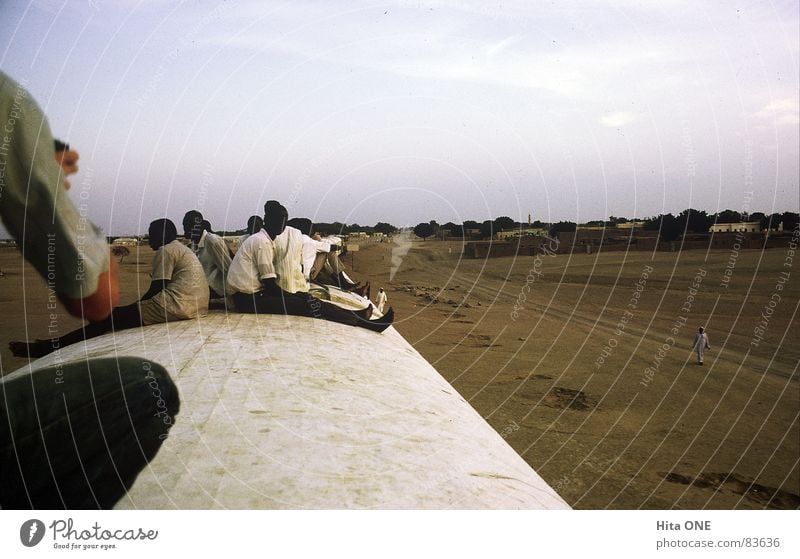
[548, 221, 577, 237]
[715, 209, 742, 223]
[479, 220, 494, 239]
[679, 208, 713, 233]
[413, 222, 435, 239]
[373, 222, 397, 235]
[645, 214, 682, 242]
[493, 216, 517, 231]
[111, 246, 130, 263]
[782, 212, 799, 231]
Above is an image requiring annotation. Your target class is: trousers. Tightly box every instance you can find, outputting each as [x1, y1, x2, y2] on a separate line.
[0, 357, 179, 509]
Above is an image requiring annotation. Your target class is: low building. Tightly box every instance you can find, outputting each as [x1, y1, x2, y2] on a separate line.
[709, 222, 761, 233]
[111, 237, 139, 246]
[614, 221, 647, 230]
[495, 228, 549, 240]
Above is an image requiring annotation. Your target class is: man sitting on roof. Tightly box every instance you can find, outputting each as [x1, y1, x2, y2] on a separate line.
[183, 210, 232, 302]
[287, 217, 366, 295]
[240, 215, 263, 246]
[226, 201, 393, 332]
[11, 218, 209, 357]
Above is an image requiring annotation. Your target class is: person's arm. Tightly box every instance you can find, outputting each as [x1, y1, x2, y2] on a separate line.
[254, 237, 278, 293]
[260, 277, 283, 296]
[0, 74, 118, 321]
[146, 246, 174, 301]
[210, 235, 233, 272]
[141, 279, 169, 301]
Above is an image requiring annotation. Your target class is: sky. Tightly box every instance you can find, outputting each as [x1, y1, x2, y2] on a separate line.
[1, 0, 798, 235]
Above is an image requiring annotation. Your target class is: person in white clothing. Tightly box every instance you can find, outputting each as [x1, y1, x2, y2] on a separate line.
[227, 201, 393, 332]
[287, 217, 366, 294]
[183, 210, 232, 299]
[376, 288, 388, 313]
[693, 326, 711, 365]
[272, 222, 311, 294]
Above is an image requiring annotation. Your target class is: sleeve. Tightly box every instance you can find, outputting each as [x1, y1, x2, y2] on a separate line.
[254, 240, 276, 280]
[0, 74, 112, 304]
[210, 235, 232, 272]
[312, 238, 331, 253]
[150, 245, 175, 281]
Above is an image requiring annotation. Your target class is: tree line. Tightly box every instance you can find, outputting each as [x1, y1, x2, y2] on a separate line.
[410, 210, 799, 241]
[197, 209, 799, 241]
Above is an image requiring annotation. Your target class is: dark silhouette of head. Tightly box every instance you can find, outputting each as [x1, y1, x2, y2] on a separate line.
[287, 217, 313, 236]
[182, 210, 204, 242]
[263, 200, 288, 240]
[246, 215, 263, 235]
[202, 220, 212, 233]
[149, 218, 178, 250]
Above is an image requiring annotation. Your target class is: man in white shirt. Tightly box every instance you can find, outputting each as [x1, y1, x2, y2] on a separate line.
[272, 221, 311, 294]
[287, 217, 364, 292]
[226, 227, 276, 297]
[183, 210, 232, 299]
[227, 201, 393, 332]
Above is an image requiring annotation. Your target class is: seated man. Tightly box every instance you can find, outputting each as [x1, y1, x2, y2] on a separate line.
[227, 202, 393, 332]
[11, 219, 209, 357]
[287, 217, 364, 293]
[239, 215, 263, 247]
[183, 210, 232, 300]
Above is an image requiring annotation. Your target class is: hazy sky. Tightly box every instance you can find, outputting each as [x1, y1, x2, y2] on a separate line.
[1, 0, 798, 234]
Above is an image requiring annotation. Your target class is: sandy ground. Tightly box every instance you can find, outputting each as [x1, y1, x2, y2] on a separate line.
[1, 238, 798, 509]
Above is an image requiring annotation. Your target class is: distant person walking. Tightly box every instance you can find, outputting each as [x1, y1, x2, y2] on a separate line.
[693, 326, 711, 365]
[376, 287, 388, 313]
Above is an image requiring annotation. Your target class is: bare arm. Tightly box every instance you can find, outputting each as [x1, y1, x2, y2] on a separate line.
[141, 279, 169, 301]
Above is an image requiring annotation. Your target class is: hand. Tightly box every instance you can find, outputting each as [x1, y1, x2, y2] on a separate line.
[59, 257, 119, 321]
[58, 149, 80, 176]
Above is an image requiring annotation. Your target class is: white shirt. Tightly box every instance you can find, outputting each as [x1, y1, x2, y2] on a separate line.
[300, 234, 331, 279]
[194, 229, 231, 296]
[272, 226, 309, 293]
[0, 71, 109, 300]
[226, 229, 276, 295]
[150, 240, 209, 319]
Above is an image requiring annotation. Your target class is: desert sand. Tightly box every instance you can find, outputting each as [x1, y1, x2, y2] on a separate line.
[1, 237, 798, 509]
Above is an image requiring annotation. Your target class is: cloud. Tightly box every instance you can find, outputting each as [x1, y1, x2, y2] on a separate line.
[753, 98, 800, 126]
[194, 2, 677, 99]
[599, 111, 636, 127]
[485, 35, 521, 57]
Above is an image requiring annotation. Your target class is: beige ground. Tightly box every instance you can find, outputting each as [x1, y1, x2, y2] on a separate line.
[1, 238, 798, 509]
